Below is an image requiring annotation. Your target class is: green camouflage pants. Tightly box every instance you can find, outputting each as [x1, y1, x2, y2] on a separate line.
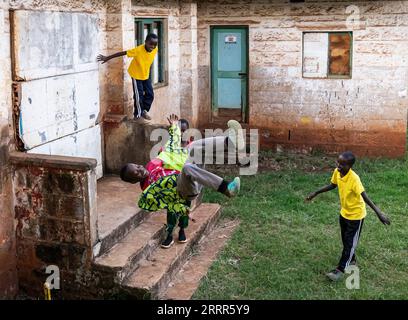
[166, 210, 189, 235]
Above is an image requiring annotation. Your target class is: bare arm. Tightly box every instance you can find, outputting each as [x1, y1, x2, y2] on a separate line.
[361, 192, 390, 225]
[97, 51, 127, 64]
[306, 183, 337, 201]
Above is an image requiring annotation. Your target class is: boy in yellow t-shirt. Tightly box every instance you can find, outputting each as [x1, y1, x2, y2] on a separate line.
[306, 151, 390, 281]
[97, 33, 158, 120]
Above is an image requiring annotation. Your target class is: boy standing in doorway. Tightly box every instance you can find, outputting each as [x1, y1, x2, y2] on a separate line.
[97, 33, 158, 120]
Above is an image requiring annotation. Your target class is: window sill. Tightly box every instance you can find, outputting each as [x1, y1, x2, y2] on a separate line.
[328, 75, 352, 80]
[302, 76, 352, 80]
[153, 82, 168, 89]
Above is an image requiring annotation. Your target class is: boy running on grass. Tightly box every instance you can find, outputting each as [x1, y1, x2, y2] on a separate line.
[306, 151, 390, 281]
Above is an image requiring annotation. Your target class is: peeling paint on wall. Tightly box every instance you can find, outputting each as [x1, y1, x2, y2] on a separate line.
[17, 70, 100, 150]
[28, 125, 103, 179]
[11, 10, 99, 81]
[10, 10, 102, 177]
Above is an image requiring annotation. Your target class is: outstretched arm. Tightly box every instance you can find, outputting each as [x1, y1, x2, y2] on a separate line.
[163, 114, 182, 152]
[97, 51, 127, 64]
[306, 183, 337, 201]
[361, 192, 390, 225]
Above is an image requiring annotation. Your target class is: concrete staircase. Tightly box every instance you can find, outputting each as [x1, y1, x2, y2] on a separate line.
[92, 176, 236, 299]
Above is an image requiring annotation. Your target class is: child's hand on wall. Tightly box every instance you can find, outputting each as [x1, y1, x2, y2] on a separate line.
[97, 54, 108, 64]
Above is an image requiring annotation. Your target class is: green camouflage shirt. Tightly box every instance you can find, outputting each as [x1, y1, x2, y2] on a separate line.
[138, 173, 190, 215]
[157, 124, 189, 172]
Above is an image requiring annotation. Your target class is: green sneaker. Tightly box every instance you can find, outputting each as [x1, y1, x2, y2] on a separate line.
[326, 269, 343, 281]
[227, 120, 245, 151]
[225, 177, 240, 198]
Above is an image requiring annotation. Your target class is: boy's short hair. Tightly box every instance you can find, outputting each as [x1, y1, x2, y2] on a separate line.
[120, 164, 132, 182]
[340, 151, 356, 166]
[145, 33, 158, 42]
[179, 118, 189, 129]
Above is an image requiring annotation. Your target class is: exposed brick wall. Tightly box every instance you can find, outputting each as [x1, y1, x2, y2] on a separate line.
[178, 1, 199, 127]
[130, 0, 183, 124]
[0, 4, 17, 299]
[197, 0, 408, 157]
[103, 1, 201, 170]
[104, 122, 168, 174]
[10, 153, 97, 299]
[0, 0, 109, 298]
[1, 0, 189, 297]
[100, 0, 184, 125]
[0, 147, 18, 298]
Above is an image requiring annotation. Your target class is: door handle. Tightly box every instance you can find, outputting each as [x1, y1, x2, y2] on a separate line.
[238, 73, 247, 76]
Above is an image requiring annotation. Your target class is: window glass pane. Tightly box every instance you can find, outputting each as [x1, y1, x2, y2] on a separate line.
[143, 24, 149, 42]
[329, 33, 351, 76]
[302, 32, 328, 78]
[135, 23, 140, 46]
[153, 23, 159, 84]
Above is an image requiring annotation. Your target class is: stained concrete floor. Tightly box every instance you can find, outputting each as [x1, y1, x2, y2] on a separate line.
[96, 175, 142, 238]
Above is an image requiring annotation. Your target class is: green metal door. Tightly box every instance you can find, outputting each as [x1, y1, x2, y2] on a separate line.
[211, 27, 248, 121]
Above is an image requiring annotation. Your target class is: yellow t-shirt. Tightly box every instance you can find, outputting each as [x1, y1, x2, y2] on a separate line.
[126, 44, 158, 80]
[331, 168, 366, 220]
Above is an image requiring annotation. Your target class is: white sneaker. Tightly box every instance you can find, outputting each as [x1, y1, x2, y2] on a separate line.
[227, 120, 245, 151]
[142, 110, 152, 120]
[133, 116, 150, 125]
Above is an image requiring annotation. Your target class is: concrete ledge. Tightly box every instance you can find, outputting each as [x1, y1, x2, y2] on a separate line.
[104, 120, 168, 174]
[9, 152, 97, 171]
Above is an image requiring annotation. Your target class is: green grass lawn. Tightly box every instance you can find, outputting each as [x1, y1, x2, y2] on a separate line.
[193, 152, 408, 299]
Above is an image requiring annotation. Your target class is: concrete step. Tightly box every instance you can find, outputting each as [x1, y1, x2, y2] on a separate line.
[95, 209, 150, 258]
[160, 219, 239, 300]
[94, 176, 146, 257]
[199, 122, 251, 130]
[93, 211, 167, 283]
[122, 203, 222, 299]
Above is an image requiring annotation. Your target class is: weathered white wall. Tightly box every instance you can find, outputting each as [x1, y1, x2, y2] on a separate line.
[29, 124, 103, 178]
[11, 9, 104, 177]
[197, 0, 408, 157]
[18, 71, 100, 148]
[12, 11, 99, 80]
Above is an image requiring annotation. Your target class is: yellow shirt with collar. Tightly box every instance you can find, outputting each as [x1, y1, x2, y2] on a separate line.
[126, 44, 158, 80]
[331, 168, 366, 220]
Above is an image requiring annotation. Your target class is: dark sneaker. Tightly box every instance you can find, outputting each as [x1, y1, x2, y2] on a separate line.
[224, 177, 241, 198]
[142, 110, 152, 120]
[161, 234, 174, 249]
[326, 269, 344, 281]
[178, 228, 187, 243]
